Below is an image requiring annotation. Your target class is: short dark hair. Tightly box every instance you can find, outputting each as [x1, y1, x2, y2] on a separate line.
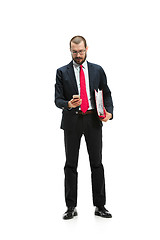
[70, 36, 87, 49]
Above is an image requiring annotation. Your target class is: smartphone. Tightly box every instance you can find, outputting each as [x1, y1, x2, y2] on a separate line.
[73, 95, 80, 99]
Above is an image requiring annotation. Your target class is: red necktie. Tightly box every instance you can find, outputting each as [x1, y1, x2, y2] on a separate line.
[80, 65, 89, 113]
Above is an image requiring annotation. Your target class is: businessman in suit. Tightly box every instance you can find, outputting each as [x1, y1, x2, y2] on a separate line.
[55, 36, 114, 220]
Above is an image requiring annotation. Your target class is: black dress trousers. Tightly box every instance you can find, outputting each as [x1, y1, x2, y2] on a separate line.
[64, 112, 106, 207]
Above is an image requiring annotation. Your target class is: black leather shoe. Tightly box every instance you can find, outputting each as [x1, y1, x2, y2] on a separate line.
[63, 207, 78, 220]
[95, 206, 112, 218]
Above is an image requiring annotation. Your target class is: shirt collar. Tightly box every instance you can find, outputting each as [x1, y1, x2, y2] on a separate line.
[73, 60, 87, 69]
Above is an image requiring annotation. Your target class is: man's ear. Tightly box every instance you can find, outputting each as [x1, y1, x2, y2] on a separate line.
[86, 46, 89, 51]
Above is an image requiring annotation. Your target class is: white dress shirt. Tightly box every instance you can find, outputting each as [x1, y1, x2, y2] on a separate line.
[73, 60, 94, 110]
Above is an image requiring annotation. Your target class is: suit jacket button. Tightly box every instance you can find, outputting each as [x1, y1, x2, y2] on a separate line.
[76, 111, 78, 114]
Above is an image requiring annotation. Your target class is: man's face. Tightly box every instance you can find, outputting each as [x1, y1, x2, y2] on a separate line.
[70, 41, 88, 65]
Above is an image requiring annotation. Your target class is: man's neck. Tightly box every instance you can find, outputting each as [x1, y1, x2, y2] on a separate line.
[73, 60, 87, 67]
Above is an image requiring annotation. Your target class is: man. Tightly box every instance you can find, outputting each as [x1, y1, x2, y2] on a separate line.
[55, 36, 114, 220]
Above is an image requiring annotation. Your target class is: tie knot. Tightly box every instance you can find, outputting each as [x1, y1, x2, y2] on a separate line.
[80, 65, 83, 69]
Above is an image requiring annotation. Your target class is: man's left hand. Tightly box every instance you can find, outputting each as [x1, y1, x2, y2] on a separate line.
[100, 109, 112, 122]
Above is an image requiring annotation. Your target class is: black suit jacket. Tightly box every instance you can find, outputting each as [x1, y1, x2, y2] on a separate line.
[55, 61, 113, 130]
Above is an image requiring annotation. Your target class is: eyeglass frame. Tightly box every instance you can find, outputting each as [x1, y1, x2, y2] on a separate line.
[71, 49, 86, 55]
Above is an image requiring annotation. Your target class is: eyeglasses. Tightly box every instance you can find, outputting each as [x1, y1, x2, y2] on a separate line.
[71, 50, 86, 55]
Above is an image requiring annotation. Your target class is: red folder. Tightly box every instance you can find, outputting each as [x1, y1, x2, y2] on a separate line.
[94, 89, 106, 119]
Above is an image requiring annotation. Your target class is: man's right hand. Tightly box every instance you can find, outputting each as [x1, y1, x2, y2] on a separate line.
[68, 98, 82, 108]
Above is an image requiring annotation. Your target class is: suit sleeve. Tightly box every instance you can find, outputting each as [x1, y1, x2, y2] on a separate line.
[55, 69, 69, 110]
[99, 67, 114, 119]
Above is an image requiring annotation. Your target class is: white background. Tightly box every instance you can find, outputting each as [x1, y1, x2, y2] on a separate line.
[0, 0, 160, 239]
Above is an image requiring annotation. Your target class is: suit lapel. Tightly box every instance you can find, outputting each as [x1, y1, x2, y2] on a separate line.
[66, 61, 96, 94]
[67, 61, 79, 93]
[87, 62, 95, 92]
